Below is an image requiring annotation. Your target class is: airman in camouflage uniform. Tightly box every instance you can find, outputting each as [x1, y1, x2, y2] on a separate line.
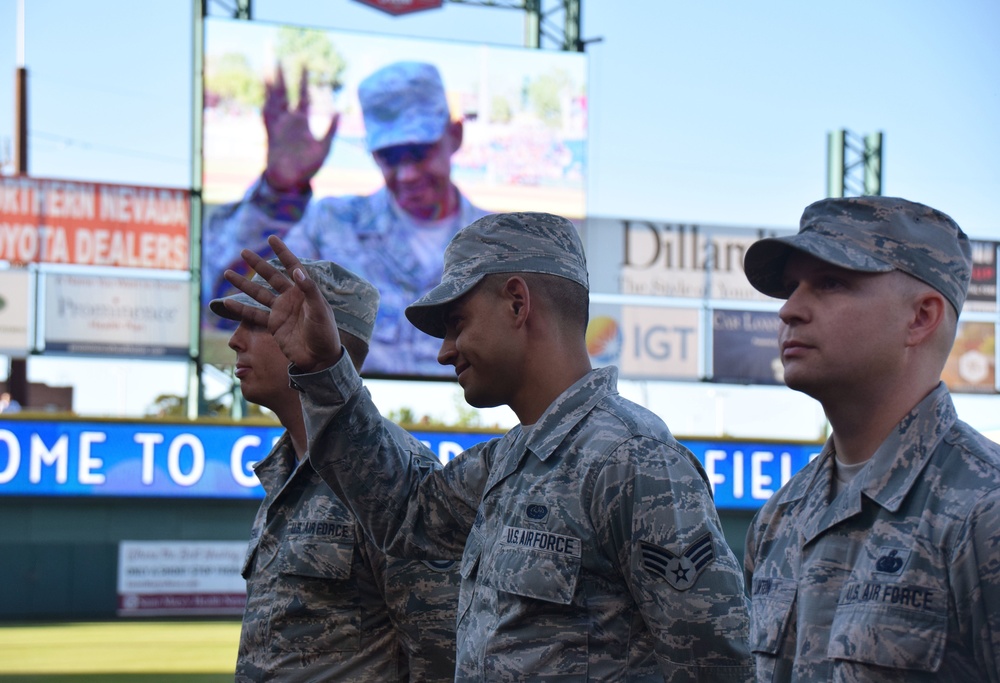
[742, 196, 1000, 682]
[223, 213, 755, 681]
[212, 260, 460, 682]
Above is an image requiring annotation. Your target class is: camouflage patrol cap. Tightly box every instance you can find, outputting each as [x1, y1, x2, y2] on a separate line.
[210, 259, 379, 345]
[359, 61, 450, 152]
[405, 212, 589, 338]
[744, 196, 973, 313]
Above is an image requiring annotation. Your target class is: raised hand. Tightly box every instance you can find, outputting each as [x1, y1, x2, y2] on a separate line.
[262, 65, 340, 192]
[223, 235, 343, 373]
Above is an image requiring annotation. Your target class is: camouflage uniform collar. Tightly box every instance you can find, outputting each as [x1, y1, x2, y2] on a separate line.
[252, 431, 295, 496]
[766, 439, 835, 508]
[860, 382, 957, 512]
[768, 383, 957, 513]
[522, 366, 619, 462]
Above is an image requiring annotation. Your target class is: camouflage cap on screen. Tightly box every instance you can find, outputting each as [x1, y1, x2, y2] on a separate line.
[210, 259, 379, 346]
[359, 61, 450, 152]
[405, 212, 590, 338]
[743, 195, 973, 313]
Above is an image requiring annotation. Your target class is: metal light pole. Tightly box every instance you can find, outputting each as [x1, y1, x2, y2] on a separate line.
[7, 0, 29, 408]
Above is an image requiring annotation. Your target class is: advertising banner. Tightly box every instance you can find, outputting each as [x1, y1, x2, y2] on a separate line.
[43, 273, 191, 357]
[620, 305, 701, 380]
[117, 541, 246, 617]
[0, 269, 33, 353]
[0, 418, 821, 508]
[711, 309, 783, 385]
[200, 17, 588, 376]
[688, 439, 822, 509]
[587, 303, 700, 381]
[0, 175, 189, 270]
[966, 240, 998, 313]
[0, 419, 493, 499]
[582, 217, 793, 300]
[941, 321, 996, 393]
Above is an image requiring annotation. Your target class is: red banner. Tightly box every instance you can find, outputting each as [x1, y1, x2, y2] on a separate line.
[354, 0, 443, 16]
[0, 176, 190, 270]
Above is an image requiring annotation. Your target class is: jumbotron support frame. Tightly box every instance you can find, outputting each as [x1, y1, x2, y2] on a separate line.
[210, 0, 588, 52]
[208, 0, 251, 20]
[827, 129, 883, 198]
[449, 0, 585, 52]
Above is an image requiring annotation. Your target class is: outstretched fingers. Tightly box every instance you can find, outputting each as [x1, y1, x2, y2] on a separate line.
[226, 235, 342, 373]
[265, 235, 316, 294]
[264, 235, 344, 372]
[296, 67, 310, 114]
[224, 264, 273, 303]
[219, 270, 271, 327]
[239, 247, 289, 290]
[263, 64, 289, 127]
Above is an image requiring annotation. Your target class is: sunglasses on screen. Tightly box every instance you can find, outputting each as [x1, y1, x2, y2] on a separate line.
[373, 143, 436, 167]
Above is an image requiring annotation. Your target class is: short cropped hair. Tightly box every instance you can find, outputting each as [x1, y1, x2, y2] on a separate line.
[482, 272, 589, 334]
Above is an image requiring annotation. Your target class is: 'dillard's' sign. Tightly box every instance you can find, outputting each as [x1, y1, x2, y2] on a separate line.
[582, 217, 793, 301]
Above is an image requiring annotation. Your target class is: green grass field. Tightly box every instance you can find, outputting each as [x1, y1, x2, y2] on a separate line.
[0, 620, 241, 683]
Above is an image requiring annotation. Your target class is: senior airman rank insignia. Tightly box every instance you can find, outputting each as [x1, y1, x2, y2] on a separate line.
[640, 534, 715, 591]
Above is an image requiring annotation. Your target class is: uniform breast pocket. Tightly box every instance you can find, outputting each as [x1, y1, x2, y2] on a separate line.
[271, 536, 358, 654]
[277, 537, 354, 580]
[482, 537, 588, 679]
[828, 597, 946, 673]
[486, 539, 581, 605]
[750, 575, 797, 679]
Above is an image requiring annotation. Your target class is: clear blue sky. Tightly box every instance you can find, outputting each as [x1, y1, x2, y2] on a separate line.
[1, 0, 998, 434]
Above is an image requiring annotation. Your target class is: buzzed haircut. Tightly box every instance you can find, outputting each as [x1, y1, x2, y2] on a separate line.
[895, 270, 960, 361]
[482, 272, 589, 333]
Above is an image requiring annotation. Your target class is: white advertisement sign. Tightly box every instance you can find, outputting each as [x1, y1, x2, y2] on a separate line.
[587, 304, 701, 380]
[0, 269, 32, 353]
[43, 273, 190, 357]
[583, 217, 793, 301]
[117, 540, 246, 616]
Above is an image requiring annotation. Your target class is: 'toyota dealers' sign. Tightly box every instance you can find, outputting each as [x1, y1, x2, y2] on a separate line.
[0, 175, 189, 270]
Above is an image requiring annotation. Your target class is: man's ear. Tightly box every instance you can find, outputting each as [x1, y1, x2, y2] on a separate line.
[906, 291, 946, 347]
[502, 276, 530, 327]
[445, 120, 464, 153]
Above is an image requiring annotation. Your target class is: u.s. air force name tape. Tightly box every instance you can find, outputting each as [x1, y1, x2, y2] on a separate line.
[501, 525, 583, 557]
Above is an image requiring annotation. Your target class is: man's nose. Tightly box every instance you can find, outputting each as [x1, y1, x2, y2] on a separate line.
[437, 337, 456, 366]
[394, 157, 422, 181]
[778, 289, 808, 325]
[228, 321, 251, 351]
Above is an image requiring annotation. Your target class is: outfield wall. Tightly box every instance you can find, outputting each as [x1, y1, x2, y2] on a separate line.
[0, 496, 258, 619]
[0, 497, 756, 621]
[0, 415, 804, 620]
